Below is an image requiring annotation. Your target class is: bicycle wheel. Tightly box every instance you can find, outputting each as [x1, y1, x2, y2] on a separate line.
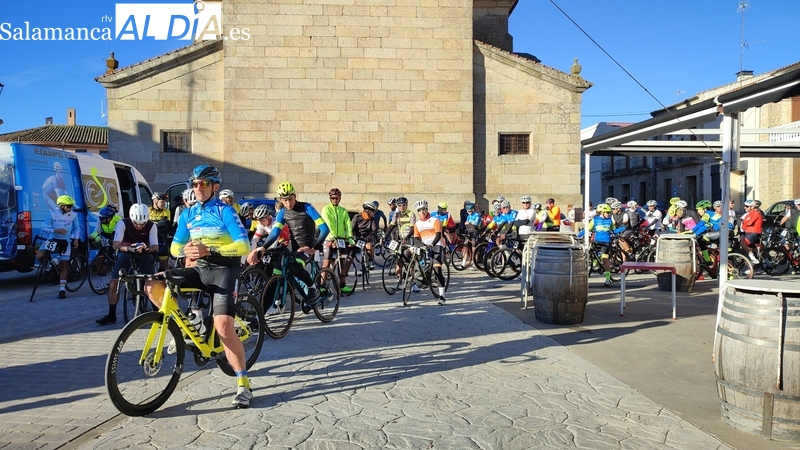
[428, 261, 451, 297]
[382, 254, 401, 295]
[260, 275, 296, 339]
[401, 261, 417, 307]
[313, 267, 340, 323]
[65, 253, 87, 292]
[29, 259, 48, 302]
[373, 241, 389, 268]
[727, 253, 754, 279]
[239, 265, 270, 298]
[105, 312, 184, 417]
[763, 247, 790, 276]
[216, 293, 266, 376]
[122, 276, 144, 323]
[89, 254, 113, 295]
[494, 248, 522, 281]
[484, 247, 505, 278]
[336, 257, 358, 295]
[473, 242, 490, 271]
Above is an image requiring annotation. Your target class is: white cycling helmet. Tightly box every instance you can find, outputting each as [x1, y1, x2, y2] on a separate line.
[414, 200, 428, 211]
[492, 202, 502, 213]
[521, 195, 532, 203]
[218, 189, 234, 200]
[713, 200, 723, 208]
[240, 202, 254, 216]
[675, 200, 688, 209]
[129, 203, 150, 225]
[532, 202, 542, 210]
[646, 200, 657, 207]
[500, 200, 511, 209]
[611, 201, 623, 210]
[627, 200, 638, 209]
[182, 188, 197, 206]
[253, 204, 273, 219]
[794, 199, 800, 206]
[605, 197, 618, 205]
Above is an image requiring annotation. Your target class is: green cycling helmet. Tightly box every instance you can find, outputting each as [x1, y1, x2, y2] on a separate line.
[695, 200, 712, 209]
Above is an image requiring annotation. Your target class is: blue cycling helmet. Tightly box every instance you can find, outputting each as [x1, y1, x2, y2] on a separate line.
[189, 164, 221, 184]
[98, 206, 117, 219]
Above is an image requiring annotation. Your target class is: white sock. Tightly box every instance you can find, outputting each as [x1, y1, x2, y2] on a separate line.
[438, 287, 445, 298]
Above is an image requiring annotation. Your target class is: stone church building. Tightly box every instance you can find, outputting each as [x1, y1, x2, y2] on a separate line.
[97, 0, 591, 210]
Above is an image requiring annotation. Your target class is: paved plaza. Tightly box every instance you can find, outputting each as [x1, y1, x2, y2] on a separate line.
[0, 268, 795, 449]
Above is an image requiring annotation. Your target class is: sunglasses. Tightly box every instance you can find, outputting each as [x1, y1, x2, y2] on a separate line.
[61, 205, 73, 209]
[522, 202, 531, 204]
[417, 208, 428, 212]
[191, 180, 212, 188]
[329, 196, 340, 200]
[397, 203, 407, 207]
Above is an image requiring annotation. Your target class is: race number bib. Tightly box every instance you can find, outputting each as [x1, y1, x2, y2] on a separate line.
[356, 240, 366, 249]
[337, 239, 347, 249]
[411, 246, 423, 256]
[43, 240, 58, 252]
[387, 240, 399, 250]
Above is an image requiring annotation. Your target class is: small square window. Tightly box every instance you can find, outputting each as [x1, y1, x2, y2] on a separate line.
[162, 131, 192, 153]
[499, 134, 529, 155]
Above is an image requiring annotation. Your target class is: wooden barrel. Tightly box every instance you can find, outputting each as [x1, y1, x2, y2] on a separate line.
[531, 244, 588, 325]
[655, 234, 696, 292]
[715, 280, 800, 441]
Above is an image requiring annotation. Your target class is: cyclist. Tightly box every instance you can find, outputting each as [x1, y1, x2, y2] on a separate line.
[739, 199, 763, 264]
[411, 200, 448, 305]
[463, 202, 482, 240]
[89, 205, 122, 249]
[387, 197, 398, 223]
[683, 200, 715, 264]
[458, 200, 471, 233]
[238, 202, 255, 238]
[353, 201, 379, 271]
[37, 195, 81, 299]
[145, 165, 253, 408]
[643, 200, 662, 234]
[610, 201, 633, 259]
[172, 189, 196, 233]
[579, 203, 615, 287]
[150, 192, 172, 271]
[372, 200, 388, 230]
[321, 188, 355, 294]
[483, 200, 517, 245]
[247, 182, 330, 306]
[385, 196, 417, 282]
[709, 200, 725, 232]
[515, 195, 536, 236]
[96, 203, 159, 325]
[545, 198, 561, 231]
[218, 189, 241, 215]
[250, 204, 275, 249]
[432, 202, 457, 245]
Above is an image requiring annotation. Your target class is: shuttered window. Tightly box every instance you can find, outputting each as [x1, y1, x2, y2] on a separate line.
[162, 131, 192, 153]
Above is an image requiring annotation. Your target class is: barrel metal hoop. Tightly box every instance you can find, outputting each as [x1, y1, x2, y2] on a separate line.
[716, 376, 800, 403]
[722, 299, 783, 318]
[726, 290, 780, 306]
[716, 325, 791, 350]
[719, 309, 800, 328]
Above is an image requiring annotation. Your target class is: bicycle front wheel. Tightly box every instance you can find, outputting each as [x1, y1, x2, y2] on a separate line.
[122, 276, 144, 323]
[381, 254, 401, 295]
[216, 293, 266, 376]
[65, 253, 87, 292]
[765, 247, 790, 276]
[88, 254, 112, 295]
[402, 262, 417, 307]
[105, 312, 183, 417]
[261, 275, 295, 339]
[727, 253, 754, 279]
[335, 257, 358, 295]
[473, 242, 489, 271]
[239, 265, 270, 298]
[450, 243, 472, 271]
[313, 268, 340, 323]
[493, 248, 522, 281]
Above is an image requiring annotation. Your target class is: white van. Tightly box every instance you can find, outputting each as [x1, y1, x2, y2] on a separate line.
[0, 143, 152, 272]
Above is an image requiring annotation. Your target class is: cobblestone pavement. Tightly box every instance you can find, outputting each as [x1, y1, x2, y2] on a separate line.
[0, 270, 731, 449]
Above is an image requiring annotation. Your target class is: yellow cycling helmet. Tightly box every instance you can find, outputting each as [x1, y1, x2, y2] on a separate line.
[669, 196, 681, 205]
[57, 195, 76, 206]
[596, 204, 612, 213]
[276, 182, 295, 198]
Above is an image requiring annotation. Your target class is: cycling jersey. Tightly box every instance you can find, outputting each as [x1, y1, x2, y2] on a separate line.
[90, 215, 121, 242]
[515, 209, 535, 223]
[388, 209, 416, 239]
[587, 216, 613, 244]
[150, 208, 171, 222]
[644, 209, 662, 231]
[321, 203, 353, 241]
[352, 211, 377, 241]
[42, 209, 81, 241]
[547, 205, 561, 226]
[414, 216, 443, 247]
[626, 208, 641, 229]
[465, 211, 482, 227]
[740, 209, 763, 234]
[431, 211, 456, 230]
[486, 210, 518, 233]
[373, 209, 388, 229]
[263, 201, 329, 250]
[115, 218, 159, 247]
[171, 197, 250, 261]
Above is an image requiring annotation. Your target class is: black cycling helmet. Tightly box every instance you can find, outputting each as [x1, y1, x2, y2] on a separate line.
[396, 196, 408, 205]
[190, 164, 221, 183]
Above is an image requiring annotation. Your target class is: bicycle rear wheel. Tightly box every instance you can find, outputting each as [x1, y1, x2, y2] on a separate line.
[727, 253, 754, 279]
[29, 259, 48, 302]
[313, 268, 340, 323]
[372, 241, 389, 268]
[105, 312, 183, 416]
[239, 265, 270, 297]
[65, 253, 87, 292]
[381, 254, 401, 295]
[89, 254, 113, 295]
[335, 256, 358, 295]
[450, 243, 472, 271]
[764, 247, 790, 276]
[402, 262, 417, 307]
[260, 275, 296, 339]
[216, 293, 266, 376]
[493, 248, 522, 281]
[473, 242, 489, 271]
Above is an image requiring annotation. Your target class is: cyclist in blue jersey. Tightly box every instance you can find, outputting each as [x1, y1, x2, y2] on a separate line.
[247, 182, 330, 302]
[144, 165, 253, 409]
[579, 203, 615, 287]
[483, 200, 517, 245]
[37, 195, 81, 298]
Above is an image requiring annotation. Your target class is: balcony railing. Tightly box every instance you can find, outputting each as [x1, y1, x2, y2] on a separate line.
[675, 157, 698, 164]
[602, 162, 613, 174]
[614, 160, 627, 171]
[769, 120, 800, 142]
[654, 157, 671, 167]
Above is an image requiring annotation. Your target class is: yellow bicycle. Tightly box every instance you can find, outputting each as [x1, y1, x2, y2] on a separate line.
[105, 271, 265, 416]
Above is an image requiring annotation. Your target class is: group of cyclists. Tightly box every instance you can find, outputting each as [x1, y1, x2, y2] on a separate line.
[581, 194, 777, 286]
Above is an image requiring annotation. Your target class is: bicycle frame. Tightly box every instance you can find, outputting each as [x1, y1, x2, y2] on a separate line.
[134, 277, 252, 367]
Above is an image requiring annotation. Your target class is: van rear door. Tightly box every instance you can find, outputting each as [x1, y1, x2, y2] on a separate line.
[0, 144, 17, 262]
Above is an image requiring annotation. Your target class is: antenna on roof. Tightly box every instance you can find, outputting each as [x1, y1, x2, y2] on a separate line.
[738, 0, 749, 74]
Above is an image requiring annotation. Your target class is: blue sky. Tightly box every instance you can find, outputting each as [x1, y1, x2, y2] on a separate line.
[1, 0, 798, 132]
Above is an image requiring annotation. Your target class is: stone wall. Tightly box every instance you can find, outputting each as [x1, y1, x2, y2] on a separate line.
[474, 42, 584, 210]
[105, 43, 224, 191]
[222, 0, 475, 210]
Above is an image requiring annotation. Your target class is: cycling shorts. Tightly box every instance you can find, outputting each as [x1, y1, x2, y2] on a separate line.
[112, 252, 156, 280]
[39, 238, 70, 261]
[741, 232, 760, 247]
[594, 243, 611, 258]
[169, 264, 240, 317]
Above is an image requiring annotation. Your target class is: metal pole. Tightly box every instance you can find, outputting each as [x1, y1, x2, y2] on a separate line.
[713, 113, 738, 361]
[584, 154, 591, 249]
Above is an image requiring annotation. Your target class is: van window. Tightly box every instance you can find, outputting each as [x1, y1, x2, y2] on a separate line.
[138, 184, 152, 210]
[0, 164, 15, 212]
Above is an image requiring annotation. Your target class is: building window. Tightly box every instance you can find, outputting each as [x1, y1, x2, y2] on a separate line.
[162, 130, 192, 153]
[498, 134, 529, 155]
